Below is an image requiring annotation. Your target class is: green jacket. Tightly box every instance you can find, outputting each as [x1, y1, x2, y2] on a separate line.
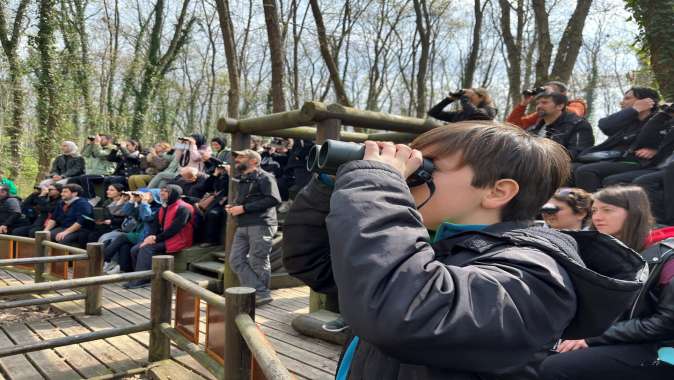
[81, 143, 116, 175]
[0, 178, 17, 196]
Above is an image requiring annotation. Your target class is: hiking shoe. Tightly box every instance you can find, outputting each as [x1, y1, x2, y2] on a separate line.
[322, 316, 350, 333]
[255, 294, 273, 306]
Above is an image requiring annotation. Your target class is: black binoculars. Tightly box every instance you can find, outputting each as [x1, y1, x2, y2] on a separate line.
[306, 140, 435, 187]
[522, 87, 545, 97]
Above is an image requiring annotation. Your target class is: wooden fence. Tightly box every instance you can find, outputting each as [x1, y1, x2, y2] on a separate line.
[0, 234, 292, 380]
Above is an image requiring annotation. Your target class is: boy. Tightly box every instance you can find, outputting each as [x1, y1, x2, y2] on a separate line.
[284, 121, 645, 379]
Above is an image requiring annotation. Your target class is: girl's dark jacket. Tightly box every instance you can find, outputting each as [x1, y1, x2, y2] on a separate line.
[283, 162, 646, 379]
[427, 96, 497, 122]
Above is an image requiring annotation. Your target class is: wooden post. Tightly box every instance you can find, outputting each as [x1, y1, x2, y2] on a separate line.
[149, 255, 174, 362]
[311, 118, 342, 313]
[224, 287, 255, 380]
[34, 231, 49, 283]
[85, 242, 104, 315]
[223, 131, 251, 289]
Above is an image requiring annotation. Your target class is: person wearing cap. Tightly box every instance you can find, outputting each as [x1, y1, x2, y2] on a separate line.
[227, 149, 282, 306]
[0, 185, 28, 234]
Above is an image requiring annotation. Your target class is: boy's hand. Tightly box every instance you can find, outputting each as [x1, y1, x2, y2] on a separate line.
[363, 141, 423, 179]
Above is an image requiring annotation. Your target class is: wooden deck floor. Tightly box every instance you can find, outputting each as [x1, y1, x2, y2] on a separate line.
[0, 268, 340, 379]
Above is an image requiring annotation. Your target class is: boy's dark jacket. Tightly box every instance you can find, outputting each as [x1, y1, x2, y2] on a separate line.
[283, 161, 645, 380]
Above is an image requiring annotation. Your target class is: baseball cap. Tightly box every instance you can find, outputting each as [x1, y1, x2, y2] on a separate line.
[233, 149, 262, 162]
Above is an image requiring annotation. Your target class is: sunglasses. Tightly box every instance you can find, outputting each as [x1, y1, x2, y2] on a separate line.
[540, 204, 561, 214]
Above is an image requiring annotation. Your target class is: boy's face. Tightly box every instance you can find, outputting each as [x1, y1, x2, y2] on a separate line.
[410, 152, 493, 230]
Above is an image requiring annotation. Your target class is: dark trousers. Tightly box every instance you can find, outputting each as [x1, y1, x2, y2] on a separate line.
[104, 234, 134, 272]
[603, 168, 658, 187]
[104, 176, 128, 189]
[68, 175, 105, 198]
[635, 163, 674, 225]
[49, 227, 88, 247]
[204, 207, 226, 244]
[130, 241, 166, 272]
[574, 161, 642, 192]
[540, 343, 674, 380]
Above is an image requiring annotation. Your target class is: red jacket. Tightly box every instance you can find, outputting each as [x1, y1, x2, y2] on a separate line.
[158, 199, 195, 253]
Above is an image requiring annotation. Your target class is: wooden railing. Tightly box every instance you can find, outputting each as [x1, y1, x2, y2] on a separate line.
[152, 256, 293, 380]
[0, 231, 104, 314]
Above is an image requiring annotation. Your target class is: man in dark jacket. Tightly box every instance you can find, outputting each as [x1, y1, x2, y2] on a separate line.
[14, 184, 63, 237]
[0, 185, 28, 234]
[574, 87, 662, 191]
[227, 149, 281, 306]
[528, 92, 594, 160]
[283, 122, 645, 379]
[43, 184, 93, 246]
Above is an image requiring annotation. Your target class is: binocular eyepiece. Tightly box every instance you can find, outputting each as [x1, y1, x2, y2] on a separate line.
[306, 140, 434, 187]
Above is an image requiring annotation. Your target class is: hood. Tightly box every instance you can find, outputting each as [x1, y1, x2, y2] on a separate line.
[191, 133, 206, 148]
[162, 184, 183, 206]
[62, 140, 79, 156]
[504, 227, 646, 339]
[140, 188, 162, 205]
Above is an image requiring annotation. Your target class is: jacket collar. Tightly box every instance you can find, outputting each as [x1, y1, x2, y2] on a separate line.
[432, 221, 533, 254]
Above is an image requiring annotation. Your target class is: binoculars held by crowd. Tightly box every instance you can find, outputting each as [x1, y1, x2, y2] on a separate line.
[306, 139, 435, 188]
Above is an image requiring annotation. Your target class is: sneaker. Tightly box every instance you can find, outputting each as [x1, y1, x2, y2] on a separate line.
[102, 261, 113, 272]
[106, 265, 120, 274]
[322, 316, 350, 333]
[255, 294, 273, 306]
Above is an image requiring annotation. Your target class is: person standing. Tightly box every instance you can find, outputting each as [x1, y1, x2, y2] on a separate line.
[227, 149, 281, 306]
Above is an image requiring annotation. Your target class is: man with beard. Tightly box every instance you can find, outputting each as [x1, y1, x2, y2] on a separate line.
[527, 92, 594, 160]
[227, 149, 281, 306]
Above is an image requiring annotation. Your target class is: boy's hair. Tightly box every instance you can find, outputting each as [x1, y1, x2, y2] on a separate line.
[411, 121, 571, 221]
[63, 183, 83, 196]
[535, 92, 568, 106]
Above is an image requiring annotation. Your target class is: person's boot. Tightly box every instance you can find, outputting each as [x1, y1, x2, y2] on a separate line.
[322, 316, 350, 333]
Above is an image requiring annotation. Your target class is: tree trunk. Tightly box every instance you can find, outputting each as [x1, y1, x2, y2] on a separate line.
[36, 0, 63, 179]
[215, 0, 241, 118]
[263, 0, 287, 113]
[309, 0, 351, 106]
[412, 0, 430, 118]
[532, 0, 552, 85]
[549, 0, 592, 82]
[628, 0, 674, 100]
[498, 0, 525, 107]
[0, 0, 30, 179]
[462, 0, 486, 88]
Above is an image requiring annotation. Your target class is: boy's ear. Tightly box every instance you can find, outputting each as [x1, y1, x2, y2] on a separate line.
[482, 179, 519, 210]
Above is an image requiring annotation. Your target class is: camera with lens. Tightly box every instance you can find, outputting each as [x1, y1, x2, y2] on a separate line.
[87, 136, 96, 141]
[306, 139, 435, 188]
[449, 89, 465, 98]
[660, 103, 674, 114]
[523, 87, 545, 97]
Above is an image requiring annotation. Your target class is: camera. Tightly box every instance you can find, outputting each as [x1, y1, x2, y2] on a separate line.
[87, 136, 96, 141]
[306, 140, 435, 188]
[660, 103, 674, 114]
[450, 89, 465, 98]
[523, 87, 545, 97]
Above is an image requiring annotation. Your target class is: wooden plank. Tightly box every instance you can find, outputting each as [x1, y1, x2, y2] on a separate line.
[28, 319, 111, 378]
[15, 242, 37, 270]
[2, 323, 81, 380]
[0, 240, 13, 260]
[0, 328, 43, 380]
[49, 316, 139, 374]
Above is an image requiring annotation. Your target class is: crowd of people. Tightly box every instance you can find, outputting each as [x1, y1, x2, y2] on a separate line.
[0, 133, 312, 296]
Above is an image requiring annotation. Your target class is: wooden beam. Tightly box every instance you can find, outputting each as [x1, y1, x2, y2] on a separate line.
[85, 242, 104, 315]
[0, 270, 153, 297]
[0, 253, 88, 267]
[149, 256, 174, 362]
[34, 231, 48, 283]
[0, 293, 85, 310]
[235, 313, 293, 380]
[0, 322, 151, 358]
[224, 287, 255, 380]
[158, 323, 225, 379]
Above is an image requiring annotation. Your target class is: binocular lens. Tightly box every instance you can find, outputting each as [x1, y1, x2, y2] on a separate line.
[306, 145, 321, 173]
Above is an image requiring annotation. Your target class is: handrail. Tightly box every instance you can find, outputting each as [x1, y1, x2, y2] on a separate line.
[0, 234, 35, 244]
[0, 254, 88, 267]
[158, 322, 225, 379]
[161, 270, 226, 311]
[42, 240, 88, 255]
[0, 270, 153, 297]
[0, 293, 86, 310]
[235, 313, 294, 380]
